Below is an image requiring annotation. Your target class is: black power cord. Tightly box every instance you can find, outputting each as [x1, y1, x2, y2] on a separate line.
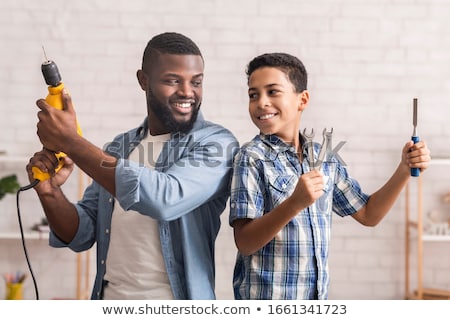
[12, 51, 65, 301]
[15, 179, 40, 300]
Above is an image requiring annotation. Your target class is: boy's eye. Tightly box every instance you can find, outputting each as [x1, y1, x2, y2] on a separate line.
[248, 92, 258, 100]
[192, 80, 202, 87]
[268, 89, 280, 95]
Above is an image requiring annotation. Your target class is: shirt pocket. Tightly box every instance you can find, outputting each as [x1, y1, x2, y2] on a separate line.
[267, 174, 297, 208]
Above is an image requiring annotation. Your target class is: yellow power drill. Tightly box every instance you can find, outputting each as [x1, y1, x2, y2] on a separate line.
[31, 51, 83, 182]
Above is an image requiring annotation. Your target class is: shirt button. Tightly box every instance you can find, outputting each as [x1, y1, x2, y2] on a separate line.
[105, 229, 109, 234]
[109, 198, 113, 203]
[282, 183, 287, 189]
[230, 203, 235, 208]
[101, 260, 105, 265]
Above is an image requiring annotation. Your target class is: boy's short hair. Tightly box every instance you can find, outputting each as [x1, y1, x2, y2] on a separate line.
[246, 53, 307, 92]
[142, 32, 203, 70]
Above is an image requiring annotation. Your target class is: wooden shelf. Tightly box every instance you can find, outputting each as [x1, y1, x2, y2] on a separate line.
[0, 155, 30, 164]
[430, 158, 450, 165]
[413, 288, 450, 300]
[407, 233, 450, 242]
[422, 234, 450, 242]
[0, 231, 49, 240]
[1, 157, 92, 299]
[405, 158, 450, 299]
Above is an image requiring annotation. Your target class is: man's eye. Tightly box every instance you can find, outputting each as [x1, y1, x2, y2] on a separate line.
[164, 79, 179, 85]
[192, 80, 202, 87]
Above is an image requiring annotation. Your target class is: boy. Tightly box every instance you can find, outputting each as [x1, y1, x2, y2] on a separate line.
[229, 52, 430, 299]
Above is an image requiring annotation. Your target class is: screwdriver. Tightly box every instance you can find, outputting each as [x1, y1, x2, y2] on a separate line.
[410, 98, 420, 177]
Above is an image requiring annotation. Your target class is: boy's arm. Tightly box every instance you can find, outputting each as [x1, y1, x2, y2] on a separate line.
[233, 170, 324, 256]
[352, 140, 430, 226]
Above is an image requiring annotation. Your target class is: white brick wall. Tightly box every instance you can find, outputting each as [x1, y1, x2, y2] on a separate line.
[1, 0, 450, 300]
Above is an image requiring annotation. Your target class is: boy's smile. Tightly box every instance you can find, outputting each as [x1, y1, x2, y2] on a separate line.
[248, 67, 308, 145]
[258, 113, 278, 120]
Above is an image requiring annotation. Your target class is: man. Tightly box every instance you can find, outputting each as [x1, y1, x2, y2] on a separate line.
[26, 32, 238, 299]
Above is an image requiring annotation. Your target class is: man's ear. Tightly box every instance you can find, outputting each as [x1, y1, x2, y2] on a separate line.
[136, 70, 148, 91]
[298, 90, 309, 111]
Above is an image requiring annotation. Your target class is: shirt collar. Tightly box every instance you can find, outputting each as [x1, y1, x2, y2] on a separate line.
[259, 133, 297, 161]
[259, 132, 311, 161]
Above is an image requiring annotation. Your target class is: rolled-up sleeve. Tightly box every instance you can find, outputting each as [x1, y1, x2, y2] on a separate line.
[115, 128, 238, 221]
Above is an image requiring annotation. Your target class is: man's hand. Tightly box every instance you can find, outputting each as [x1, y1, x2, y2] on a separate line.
[26, 149, 74, 193]
[36, 89, 79, 153]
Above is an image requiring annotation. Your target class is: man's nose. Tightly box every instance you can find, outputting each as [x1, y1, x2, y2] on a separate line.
[177, 82, 194, 97]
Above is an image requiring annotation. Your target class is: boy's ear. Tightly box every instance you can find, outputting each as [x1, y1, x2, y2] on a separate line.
[298, 90, 309, 111]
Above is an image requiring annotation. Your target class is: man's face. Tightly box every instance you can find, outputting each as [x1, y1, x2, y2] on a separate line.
[138, 54, 204, 135]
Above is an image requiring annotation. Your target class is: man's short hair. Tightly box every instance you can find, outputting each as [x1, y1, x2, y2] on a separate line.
[142, 32, 203, 70]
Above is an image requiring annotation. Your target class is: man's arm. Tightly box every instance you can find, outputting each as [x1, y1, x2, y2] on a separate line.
[26, 151, 79, 243]
[63, 134, 117, 196]
[36, 91, 117, 196]
[115, 128, 239, 221]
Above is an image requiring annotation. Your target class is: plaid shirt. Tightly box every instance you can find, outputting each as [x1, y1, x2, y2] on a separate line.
[229, 133, 369, 300]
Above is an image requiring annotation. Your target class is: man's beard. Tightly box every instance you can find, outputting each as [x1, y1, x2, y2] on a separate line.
[148, 90, 200, 134]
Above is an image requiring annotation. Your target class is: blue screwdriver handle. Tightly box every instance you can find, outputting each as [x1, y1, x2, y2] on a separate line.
[410, 135, 420, 177]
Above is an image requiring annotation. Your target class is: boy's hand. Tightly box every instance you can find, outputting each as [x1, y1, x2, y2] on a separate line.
[402, 140, 431, 174]
[290, 170, 324, 210]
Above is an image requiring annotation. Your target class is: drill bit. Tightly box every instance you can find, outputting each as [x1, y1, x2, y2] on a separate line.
[412, 98, 418, 137]
[42, 45, 49, 62]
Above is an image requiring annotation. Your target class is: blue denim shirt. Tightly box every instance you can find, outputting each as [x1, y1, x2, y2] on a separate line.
[49, 113, 239, 299]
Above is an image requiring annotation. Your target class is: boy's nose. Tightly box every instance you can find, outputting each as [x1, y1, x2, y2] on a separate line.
[257, 95, 271, 108]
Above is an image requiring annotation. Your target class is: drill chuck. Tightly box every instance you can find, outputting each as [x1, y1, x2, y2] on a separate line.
[41, 60, 62, 87]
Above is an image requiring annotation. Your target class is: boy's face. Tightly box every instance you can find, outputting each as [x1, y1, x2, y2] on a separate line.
[248, 67, 308, 144]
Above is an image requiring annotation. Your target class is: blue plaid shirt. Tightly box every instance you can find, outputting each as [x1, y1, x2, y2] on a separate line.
[229, 133, 369, 300]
